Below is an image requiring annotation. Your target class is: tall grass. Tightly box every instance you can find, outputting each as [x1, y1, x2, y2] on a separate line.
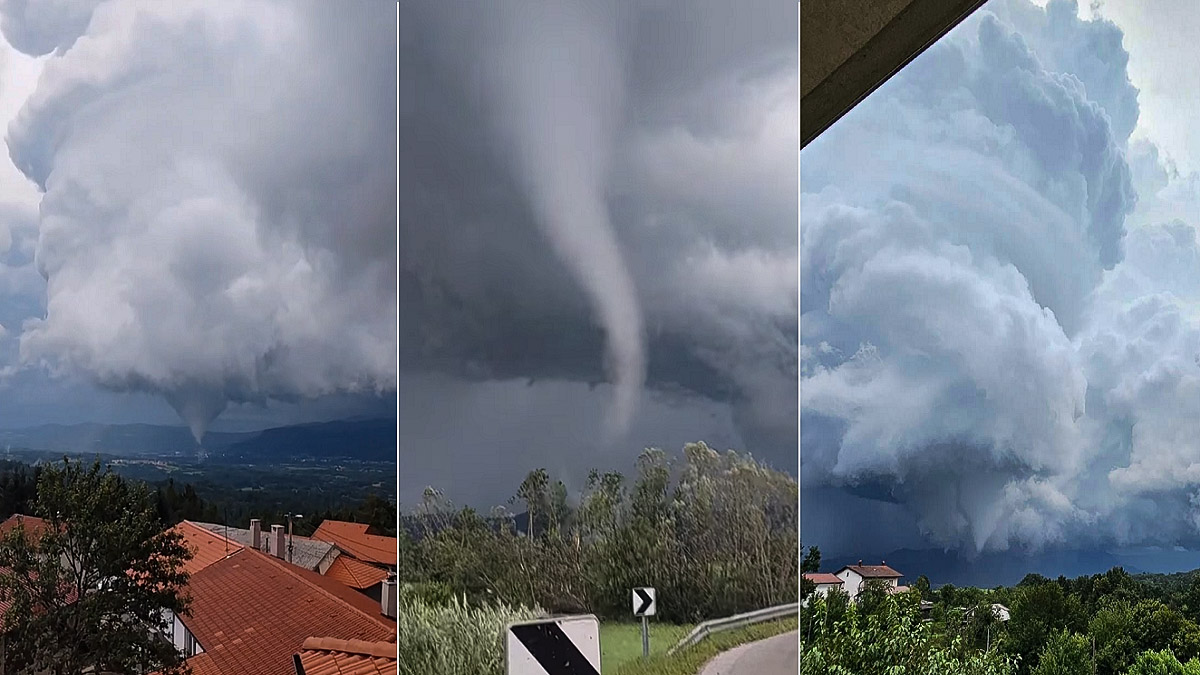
[397, 595, 545, 675]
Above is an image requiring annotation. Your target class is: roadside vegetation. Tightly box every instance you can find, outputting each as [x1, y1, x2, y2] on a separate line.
[801, 550, 1200, 675]
[396, 596, 543, 675]
[397, 441, 798, 669]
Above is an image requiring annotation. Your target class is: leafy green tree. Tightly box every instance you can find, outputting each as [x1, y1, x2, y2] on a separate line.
[802, 545, 821, 599]
[1134, 600, 1200, 662]
[963, 600, 1010, 654]
[802, 545, 821, 573]
[1090, 597, 1138, 675]
[1006, 582, 1088, 673]
[513, 469, 550, 540]
[0, 459, 193, 675]
[914, 574, 933, 600]
[858, 578, 894, 617]
[1030, 630, 1091, 675]
[1125, 649, 1200, 675]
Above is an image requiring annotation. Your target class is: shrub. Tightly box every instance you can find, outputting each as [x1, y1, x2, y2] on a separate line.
[396, 596, 544, 675]
[398, 581, 455, 607]
[800, 592, 1016, 675]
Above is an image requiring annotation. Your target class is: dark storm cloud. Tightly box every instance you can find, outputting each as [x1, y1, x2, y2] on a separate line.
[400, 0, 798, 487]
[803, 0, 1200, 556]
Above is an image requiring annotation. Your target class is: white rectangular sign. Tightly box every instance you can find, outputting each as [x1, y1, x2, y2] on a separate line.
[506, 614, 601, 675]
[633, 587, 656, 617]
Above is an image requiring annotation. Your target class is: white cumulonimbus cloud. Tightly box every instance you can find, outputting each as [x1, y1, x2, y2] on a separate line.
[1, 0, 396, 441]
[803, 0, 1200, 553]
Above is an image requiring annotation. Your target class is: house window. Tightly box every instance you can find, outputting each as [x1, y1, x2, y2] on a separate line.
[184, 632, 198, 656]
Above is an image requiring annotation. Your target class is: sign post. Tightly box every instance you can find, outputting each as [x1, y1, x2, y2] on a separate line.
[505, 614, 601, 675]
[641, 615, 649, 659]
[632, 587, 656, 660]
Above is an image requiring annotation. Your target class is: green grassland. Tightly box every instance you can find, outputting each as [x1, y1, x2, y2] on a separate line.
[600, 622, 696, 672]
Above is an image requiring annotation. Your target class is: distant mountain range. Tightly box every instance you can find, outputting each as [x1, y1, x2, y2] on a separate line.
[0, 418, 396, 463]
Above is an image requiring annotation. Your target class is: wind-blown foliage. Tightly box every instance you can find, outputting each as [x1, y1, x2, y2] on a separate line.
[402, 442, 797, 622]
[800, 591, 1017, 675]
[396, 595, 543, 675]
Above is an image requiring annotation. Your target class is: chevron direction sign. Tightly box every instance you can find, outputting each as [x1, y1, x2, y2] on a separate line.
[506, 615, 601, 675]
[633, 587, 656, 617]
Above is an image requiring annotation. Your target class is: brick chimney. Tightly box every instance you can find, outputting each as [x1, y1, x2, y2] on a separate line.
[271, 524, 286, 559]
[381, 575, 398, 618]
[250, 519, 262, 550]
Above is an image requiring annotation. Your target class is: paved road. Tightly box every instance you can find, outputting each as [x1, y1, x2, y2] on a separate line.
[698, 630, 797, 675]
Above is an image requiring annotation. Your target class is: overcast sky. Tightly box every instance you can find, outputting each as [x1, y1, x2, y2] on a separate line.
[803, 0, 1200, 558]
[399, 0, 797, 509]
[0, 1, 397, 435]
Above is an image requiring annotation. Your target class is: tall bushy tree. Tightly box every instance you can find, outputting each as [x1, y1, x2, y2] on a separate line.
[1006, 581, 1088, 673]
[0, 459, 193, 675]
[1030, 630, 1091, 675]
[1089, 597, 1138, 675]
[802, 545, 821, 599]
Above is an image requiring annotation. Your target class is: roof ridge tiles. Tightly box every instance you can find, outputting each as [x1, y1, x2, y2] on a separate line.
[300, 636, 396, 658]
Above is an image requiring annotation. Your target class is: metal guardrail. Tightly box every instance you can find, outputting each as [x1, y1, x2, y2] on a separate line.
[666, 602, 799, 655]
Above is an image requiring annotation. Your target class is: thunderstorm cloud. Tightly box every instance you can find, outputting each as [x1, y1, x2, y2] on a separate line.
[0, 0, 397, 441]
[802, 0, 1200, 555]
[400, 0, 797, 506]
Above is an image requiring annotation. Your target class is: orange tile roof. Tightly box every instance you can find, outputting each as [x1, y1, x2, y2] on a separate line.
[181, 545, 394, 675]
[324, 555, 388, 590]
[804, 572, 843, 585]
[297, 637, 396, 675]
[311, 521, 396, 567]
[0, 514, 48, 542]
[184, 653, 223, 675]
[172, 521, 244, 576]
[0, 515, 51, 619]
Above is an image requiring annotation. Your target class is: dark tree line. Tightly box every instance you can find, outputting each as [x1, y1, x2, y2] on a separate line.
[0, 459, 395, 539]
